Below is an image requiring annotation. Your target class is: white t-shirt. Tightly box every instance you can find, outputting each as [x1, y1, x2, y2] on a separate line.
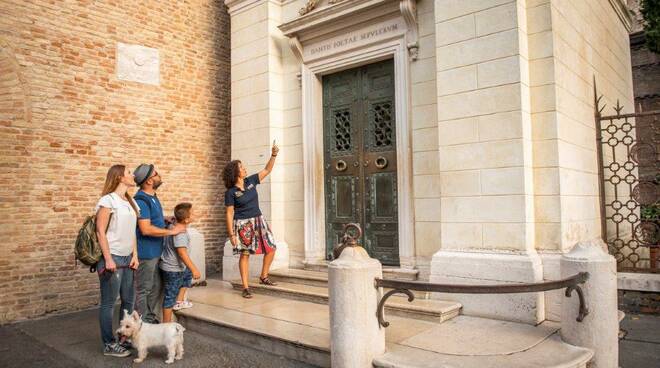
[95, 193, 138, 256]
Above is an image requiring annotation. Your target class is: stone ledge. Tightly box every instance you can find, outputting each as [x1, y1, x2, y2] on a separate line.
[617, 272, 660, 292]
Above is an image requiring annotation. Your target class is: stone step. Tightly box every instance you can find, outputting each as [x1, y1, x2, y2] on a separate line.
[176, 298, 330, 367]
[373, 334, 593, 368]
[269, 268, 329, 288]
[302, 260, 419, 281]
[374, 316, 594, 368]
[229, 278, 461, 323]
[179, 280, 593, 368]
[269, 267, 432, 299]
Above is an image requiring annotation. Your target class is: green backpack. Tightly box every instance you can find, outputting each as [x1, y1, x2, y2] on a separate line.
[74, 214, 109, 269]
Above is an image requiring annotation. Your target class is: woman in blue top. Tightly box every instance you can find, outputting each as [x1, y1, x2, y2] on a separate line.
[223, 142, 279, 298]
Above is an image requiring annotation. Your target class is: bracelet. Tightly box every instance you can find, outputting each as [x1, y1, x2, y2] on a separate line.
[271, 154, 277, 157]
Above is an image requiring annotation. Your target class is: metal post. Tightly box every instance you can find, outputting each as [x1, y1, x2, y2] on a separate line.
[594, 76, 608, 242]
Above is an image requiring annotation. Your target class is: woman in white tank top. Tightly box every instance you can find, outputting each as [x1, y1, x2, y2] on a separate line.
[95, 164, 140, 357]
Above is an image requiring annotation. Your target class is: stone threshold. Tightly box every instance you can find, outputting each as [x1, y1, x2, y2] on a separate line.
[268, 267, 430, 298]
[302, 260, 419, 280]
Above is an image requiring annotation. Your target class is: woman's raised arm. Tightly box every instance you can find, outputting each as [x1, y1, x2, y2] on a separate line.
[258, 142, 279, 182]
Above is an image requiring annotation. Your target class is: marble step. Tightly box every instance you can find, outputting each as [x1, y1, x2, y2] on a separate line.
[373, 334, 593, 368]
[302, 260, 419, 281]
[269, 268, 329, 288]
[269, 268, 432, 299]
[179, 280, 593, 368]
[176, 281, 331, 367]
[229, 278, 461, 323]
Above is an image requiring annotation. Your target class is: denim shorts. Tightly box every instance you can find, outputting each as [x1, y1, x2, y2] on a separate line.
[162, 268, 192, 309]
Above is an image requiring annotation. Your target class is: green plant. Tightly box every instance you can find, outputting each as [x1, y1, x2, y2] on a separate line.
[641, 0, 660, 53]
[641, 203, 660, 220]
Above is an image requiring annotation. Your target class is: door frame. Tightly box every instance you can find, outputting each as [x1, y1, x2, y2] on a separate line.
[301, 37, 415, 268]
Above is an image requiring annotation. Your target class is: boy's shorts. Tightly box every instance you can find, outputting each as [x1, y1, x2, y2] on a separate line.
[162, 268, 193, 309]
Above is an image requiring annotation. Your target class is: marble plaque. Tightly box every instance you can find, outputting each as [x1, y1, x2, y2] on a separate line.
[115, 42, 160, 86]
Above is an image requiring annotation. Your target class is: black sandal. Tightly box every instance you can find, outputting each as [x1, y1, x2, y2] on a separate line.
[242, 288, 253, 299]
[259, 276, 277, 286]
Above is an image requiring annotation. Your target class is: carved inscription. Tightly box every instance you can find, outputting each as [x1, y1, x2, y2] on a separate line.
[305, 19, 404, 59]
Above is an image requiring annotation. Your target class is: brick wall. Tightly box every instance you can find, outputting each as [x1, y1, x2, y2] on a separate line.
[0, 0, 231, 323]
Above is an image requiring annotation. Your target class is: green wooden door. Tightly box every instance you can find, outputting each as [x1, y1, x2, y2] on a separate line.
[322, 59, 399, 265]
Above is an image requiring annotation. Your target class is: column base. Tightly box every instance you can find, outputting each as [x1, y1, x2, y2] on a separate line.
[222, 240, 289, 281]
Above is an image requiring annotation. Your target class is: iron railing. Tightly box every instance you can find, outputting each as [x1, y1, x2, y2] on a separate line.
[374, 273, 589, 328]
[332, 224, 590, 327]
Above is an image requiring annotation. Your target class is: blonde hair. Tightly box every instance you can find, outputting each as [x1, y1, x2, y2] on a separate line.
[101, 164, 138, 213]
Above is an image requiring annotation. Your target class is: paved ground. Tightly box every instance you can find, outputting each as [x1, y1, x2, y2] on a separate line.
[0, 308, 314, 368]
[619, 313, 660, 368]
[1, 308, 658, 367]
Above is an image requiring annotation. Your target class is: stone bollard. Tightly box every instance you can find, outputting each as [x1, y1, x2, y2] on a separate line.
[328, 246, 385, 368]
[561, 239, 618, 368]
[187, 227, 206, 283]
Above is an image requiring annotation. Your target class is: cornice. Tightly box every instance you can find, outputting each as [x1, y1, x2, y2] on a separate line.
[279, 0, 393, 37]
[608, 0, 633, 32]
[224, 0, 284, 15]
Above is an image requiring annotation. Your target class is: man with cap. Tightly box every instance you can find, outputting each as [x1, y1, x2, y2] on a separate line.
[133, 164, 185, 323]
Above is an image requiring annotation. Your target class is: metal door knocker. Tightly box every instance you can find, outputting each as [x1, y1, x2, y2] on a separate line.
[375, 156, 388, 169]
[332, 223, 363, 259]
[335, 160, 347, 172]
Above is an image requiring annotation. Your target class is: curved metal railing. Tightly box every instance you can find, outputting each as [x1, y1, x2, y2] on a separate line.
[374, 272, 589, 327]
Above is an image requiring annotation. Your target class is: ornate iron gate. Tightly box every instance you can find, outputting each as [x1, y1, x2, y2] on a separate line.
[596, 84, 660, 273]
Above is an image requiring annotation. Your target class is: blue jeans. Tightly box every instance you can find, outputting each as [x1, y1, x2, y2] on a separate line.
[98, 254, 134, 346]
[136, 257, 162, 323]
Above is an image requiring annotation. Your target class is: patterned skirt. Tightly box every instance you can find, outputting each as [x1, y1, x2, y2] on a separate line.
[233, 215, 277, 255]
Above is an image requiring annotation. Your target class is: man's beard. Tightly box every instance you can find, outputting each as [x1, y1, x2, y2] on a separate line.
[153, 180, 163, 190]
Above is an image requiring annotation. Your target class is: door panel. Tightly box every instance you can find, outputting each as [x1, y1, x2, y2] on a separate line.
[323, 67, 361, 260]
[362, 60, 398, 265]
[328, 176, 358, 221]
[323, 59, 398, 265]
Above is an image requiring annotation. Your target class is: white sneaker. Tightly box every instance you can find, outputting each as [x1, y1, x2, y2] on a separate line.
[172, 301, 193, 311]
[179, 300, 193, 309]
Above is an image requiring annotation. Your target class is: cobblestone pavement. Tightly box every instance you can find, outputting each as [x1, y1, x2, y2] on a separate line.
[2, 308, 658, 367]
[619, 313, 660, 368]
[0, 308, 315, 368]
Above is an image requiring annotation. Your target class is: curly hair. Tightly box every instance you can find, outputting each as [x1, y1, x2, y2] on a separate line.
[222, 160, 241, 189]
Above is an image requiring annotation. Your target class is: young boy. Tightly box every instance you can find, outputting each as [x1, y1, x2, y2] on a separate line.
[160, 202, 201, 323]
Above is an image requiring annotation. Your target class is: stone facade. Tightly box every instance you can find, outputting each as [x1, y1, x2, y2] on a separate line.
[225, 0, 634, 324]
[0, 1, 231, 323]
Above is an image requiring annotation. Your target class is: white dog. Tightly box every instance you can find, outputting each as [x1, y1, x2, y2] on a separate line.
[116, 310, 185, 364]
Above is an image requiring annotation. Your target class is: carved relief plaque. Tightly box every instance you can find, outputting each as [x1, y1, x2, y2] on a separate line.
[116, 42, 160, 86]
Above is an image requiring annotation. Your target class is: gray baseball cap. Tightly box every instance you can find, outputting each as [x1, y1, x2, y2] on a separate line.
[134, 164, 154, 187]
